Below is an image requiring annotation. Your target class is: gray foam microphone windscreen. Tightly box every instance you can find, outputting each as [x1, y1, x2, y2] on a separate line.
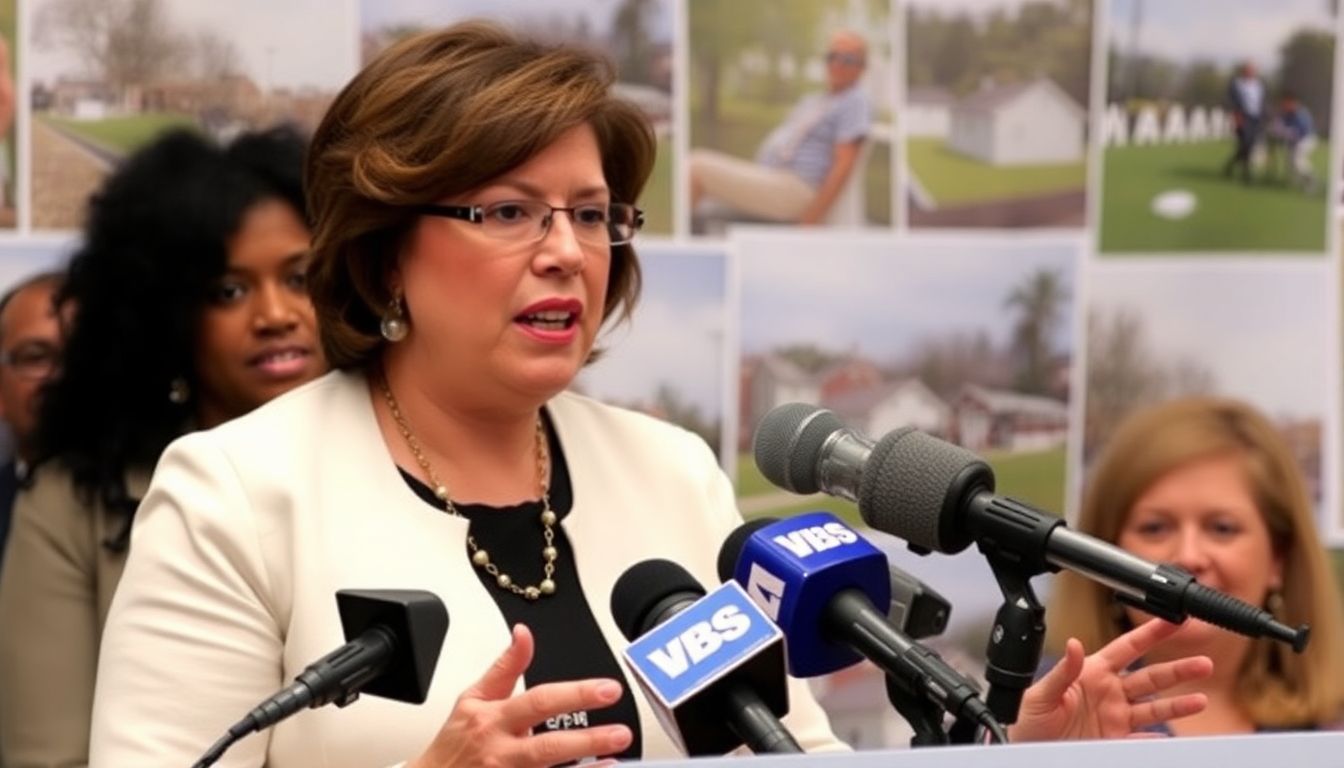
[753, 404, 845, 494]
[858, 429, 992, 554]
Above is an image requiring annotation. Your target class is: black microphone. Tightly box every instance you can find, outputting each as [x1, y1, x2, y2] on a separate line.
[717, 516, 999, 740]
[609, 559, 802, 755]
[753, 403, 1310, 652]
[886, 560, 952, 640]
[193, 590, 449, 768]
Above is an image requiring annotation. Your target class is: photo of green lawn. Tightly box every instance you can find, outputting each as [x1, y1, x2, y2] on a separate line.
[904, 0, 1092, 229]
[908, 137, 1084, 207]
[29, 0, 354, 230]
[44, 113, 193, 155]
[0, 0, 14, 228]
[687, 0, 893, 232]
[1101, 0, 1335, 255]
[1099, 140, 1329, 253]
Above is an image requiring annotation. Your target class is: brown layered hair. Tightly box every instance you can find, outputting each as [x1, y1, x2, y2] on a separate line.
[1047, 396, 1344, 727]
[306, 21, 656, 369]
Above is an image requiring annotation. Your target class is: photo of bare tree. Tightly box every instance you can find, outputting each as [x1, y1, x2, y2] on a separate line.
[28, 0, 356, 230]
[735, 231, 1080, 521]
[1082, 261, 1333, 513]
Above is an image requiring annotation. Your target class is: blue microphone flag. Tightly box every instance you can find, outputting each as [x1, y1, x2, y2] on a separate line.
[621, 581, 784, 753]
[731, 511, 891, 676]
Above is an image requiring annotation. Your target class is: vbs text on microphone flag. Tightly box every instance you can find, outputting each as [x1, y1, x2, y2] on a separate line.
[718, 512, 998, 736]
[609, 558, 801, 756]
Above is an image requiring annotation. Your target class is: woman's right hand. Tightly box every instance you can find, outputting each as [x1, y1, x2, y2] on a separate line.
[407, 624, 633, 768]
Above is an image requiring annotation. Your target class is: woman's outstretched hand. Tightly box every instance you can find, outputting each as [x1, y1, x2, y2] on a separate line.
[1009, 618, 1214, 742]
[408, 624, 632, 767]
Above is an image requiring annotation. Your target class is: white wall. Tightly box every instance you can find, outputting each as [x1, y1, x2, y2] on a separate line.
[947, 111, 993, 161]
[866, 385, 949, 436]
[989, 85, 1084, 165]
[906, 103, 951, 138]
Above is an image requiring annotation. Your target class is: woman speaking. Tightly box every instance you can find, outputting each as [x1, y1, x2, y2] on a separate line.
[88, 22, 1210, 767]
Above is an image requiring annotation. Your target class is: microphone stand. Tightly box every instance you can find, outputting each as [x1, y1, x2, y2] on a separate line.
[883, 673, 948, 747]
[976, 555, 1045, 729]
[942, 493, 1058, 729]
[899, 555, 1040, 748]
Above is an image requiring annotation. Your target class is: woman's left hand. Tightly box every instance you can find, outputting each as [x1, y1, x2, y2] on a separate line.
[1008, 618, 1214, 742]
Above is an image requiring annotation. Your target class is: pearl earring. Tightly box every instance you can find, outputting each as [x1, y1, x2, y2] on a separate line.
[380, 295, 408, 342]
[168, 377, 191, 404]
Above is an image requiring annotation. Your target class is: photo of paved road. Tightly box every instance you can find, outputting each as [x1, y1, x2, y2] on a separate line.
[27, 0, 353, 231]
[31, 118, 111, 230]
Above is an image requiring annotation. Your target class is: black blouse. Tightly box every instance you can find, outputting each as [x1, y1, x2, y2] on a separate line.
[398, 412, 642, 763]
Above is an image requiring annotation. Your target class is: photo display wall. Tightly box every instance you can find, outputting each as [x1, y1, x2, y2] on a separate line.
[4, 0, 1342, 749]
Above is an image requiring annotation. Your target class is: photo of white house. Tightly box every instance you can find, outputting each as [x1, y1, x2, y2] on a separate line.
[947, 78, 1085, 166]
[904, 0, 1092, 229]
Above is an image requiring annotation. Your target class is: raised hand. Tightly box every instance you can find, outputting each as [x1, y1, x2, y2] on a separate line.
[408, 624, 633, 767]
[1009, 618, 1214, 742]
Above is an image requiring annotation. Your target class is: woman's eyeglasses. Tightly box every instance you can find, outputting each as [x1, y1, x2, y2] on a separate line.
[414, 200, 645, 247]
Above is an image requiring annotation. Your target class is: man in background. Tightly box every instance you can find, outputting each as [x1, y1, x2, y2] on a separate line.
[689, 29, 871, 226]
[1223, 60, 1265, 184]
[1274, 90, 1317, 194]
[0, 272, 63, 570]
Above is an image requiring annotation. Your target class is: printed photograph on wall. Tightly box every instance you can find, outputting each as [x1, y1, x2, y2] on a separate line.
[732, 229, 1081, 749]
[575, 243, 729, 460]
[1098, 0, 1336, 254]
[685, 0, 894, 235]
[360, 0, 675, 237]
[735, 230, 1079, 522]
[28, 0, 356, 231]
[1082, 261, 1334, 521]
[0, 0, 15, 230]
[905, 0, 1093, 229]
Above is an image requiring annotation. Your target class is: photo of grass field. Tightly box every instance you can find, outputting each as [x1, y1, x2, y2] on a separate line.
[1100, 140, 1330, 252]
[905, 0, 1092, 229]
[1098, 0, 1335, 254]
[907, 137, 1086, 208]
[686, 0, 893, 233]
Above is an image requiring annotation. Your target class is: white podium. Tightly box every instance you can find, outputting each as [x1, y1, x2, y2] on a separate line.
[642, 731, 1343, 766]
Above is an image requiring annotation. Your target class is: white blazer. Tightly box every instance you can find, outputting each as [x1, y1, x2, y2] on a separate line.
[89, 370, 843, 766]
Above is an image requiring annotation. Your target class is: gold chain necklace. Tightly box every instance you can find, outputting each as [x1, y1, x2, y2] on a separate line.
[378, 374, 558, 600]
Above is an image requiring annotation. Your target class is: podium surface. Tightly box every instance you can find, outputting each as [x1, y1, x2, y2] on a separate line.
[643, 731, 1343, 766]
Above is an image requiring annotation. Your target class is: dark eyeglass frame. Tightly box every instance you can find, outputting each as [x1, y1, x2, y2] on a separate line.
[825, 51, 864, 67]
[413, 200, 646, 247]
[0, 341, 61, 381]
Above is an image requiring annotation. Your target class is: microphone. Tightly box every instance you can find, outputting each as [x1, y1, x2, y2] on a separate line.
[717, 513, 999, 738]
[609, 559, 801, 756]
[192, 590, 449, 768]
[887, 560, 952, 640]
[753, 403, 1310, 652]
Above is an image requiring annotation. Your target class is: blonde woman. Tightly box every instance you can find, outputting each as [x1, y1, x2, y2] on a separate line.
[1048, 396, 1344, 735]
